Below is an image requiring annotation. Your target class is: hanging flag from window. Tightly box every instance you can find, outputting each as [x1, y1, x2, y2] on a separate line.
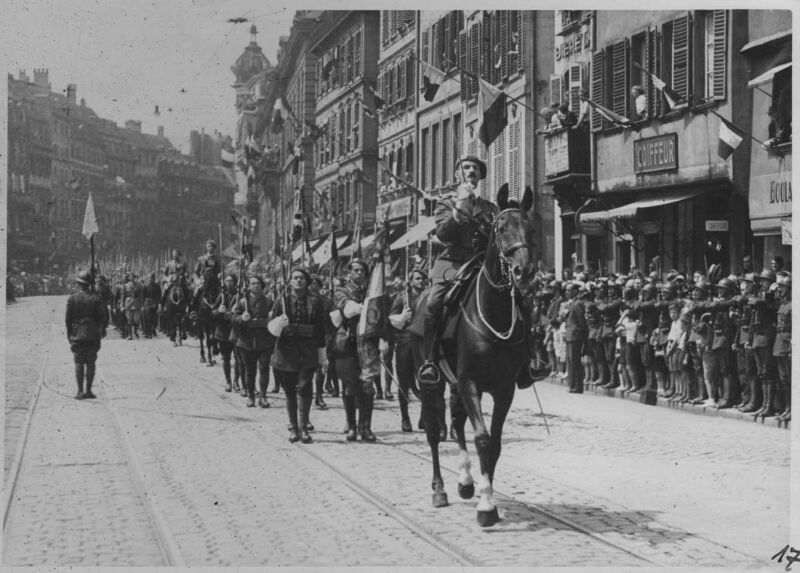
[365, 82, 385, 113]
[221, 148, 235, 168]
[478, 78, 508, 148]
[580, 96, 636, 130]
[634, 62, 686, 110]
[420, 61, 445, 102]
[717, 116, 745, 160]
[82, 192, 99, 239]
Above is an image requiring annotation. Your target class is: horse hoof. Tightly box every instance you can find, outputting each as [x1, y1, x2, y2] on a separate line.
[432, 492, 449, 508]
[458, 483, 475, 499]
[477, 508, 499, 527]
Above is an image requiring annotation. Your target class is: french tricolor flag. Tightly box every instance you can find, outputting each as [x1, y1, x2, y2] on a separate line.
[717, 116, 745, 160]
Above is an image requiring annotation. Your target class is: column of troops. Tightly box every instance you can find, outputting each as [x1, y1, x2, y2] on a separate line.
[528, 263, 791, 423]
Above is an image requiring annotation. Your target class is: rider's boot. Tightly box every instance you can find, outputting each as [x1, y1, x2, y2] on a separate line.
[418, 317, 441, 385]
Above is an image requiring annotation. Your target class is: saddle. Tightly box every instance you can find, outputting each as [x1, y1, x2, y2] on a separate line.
[441, 252, 484, 313]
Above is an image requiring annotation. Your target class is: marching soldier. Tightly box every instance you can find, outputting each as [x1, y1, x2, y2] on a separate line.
[213, 273, 240, 392]
[232, 275, 275, 408]
[388, 268, 428, 432]
[332, 258, 375, 442]
[121, 273, 143, 340]
[268, 267, 327, 444]
[65, 270, 108, 400]
[141, 273, 161, 338]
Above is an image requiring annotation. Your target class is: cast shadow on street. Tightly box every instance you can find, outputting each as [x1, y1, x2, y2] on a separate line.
[489, 500, 690, 545]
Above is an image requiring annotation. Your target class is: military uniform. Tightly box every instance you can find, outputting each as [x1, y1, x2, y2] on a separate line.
[389, 282, 425, 432]
[213, 285, 239, 392]
[232, 290, 275, 407]
[65, 274, 108, 399]
[748, 283, 778, 416]
[773, 280, 791, 421]
[121, 278, 143, 339]
[141, 278, 161, 338]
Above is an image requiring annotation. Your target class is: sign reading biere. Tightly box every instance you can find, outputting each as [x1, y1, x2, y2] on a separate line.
[633, 133, 678, 174]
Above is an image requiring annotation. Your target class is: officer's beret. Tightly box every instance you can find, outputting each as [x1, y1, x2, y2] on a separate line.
[455, 155, 487, 180]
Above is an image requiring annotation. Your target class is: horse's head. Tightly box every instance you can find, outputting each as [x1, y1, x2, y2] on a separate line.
[492, 184, 535, 294]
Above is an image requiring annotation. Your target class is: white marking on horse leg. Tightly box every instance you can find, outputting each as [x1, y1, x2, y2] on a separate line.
[475, 472, 494, 511]
[458, 448, 474, 486]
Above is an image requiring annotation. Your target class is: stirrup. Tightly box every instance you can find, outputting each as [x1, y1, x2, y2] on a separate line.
[418, 361, 441, 385]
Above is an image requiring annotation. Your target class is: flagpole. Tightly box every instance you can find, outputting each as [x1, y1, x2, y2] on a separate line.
[90, 235, 97, 293]
[710, 110, 782, 156]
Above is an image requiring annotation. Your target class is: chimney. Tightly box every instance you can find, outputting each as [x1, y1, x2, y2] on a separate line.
[80, 98, 86, 107]
[66, 83, 77, 105]
[18, 69, 29, 82]
[157, 126, 164, 137]
[33, 69, 50, 89]
[190, 130, 201, 160]
[125, 119, 142, 132]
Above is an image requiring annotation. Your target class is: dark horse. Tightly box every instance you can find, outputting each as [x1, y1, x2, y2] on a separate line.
[163, 277, 191, 347]
[411, 185, 535, 527]
[189, 271, 220, 366]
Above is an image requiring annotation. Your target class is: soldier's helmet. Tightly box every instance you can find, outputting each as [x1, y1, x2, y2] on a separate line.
[76, 270, 93, 285]
[777, 273, 792, 287]
[759, 268, 777, 283]
[715, 277, 736, 293]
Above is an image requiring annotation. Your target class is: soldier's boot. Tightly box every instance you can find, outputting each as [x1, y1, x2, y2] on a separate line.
[360, 394, 377, 442]
[761, 382, 776, 417]
[344, 396, 358, 442]
[715, 375, 734, 408]
[74, 363, 86, 400]
[751, 378, 769, 416]
[222, 360, 232, 392]
[742, 376, 761, 413]
[298, 393, 313, 444]
[84, 362, 97, 399]
[286, 392, 300, 442]
[418, 317, 441, 385]
[399, 392, 412, 432]
[778, 379, 791, 421]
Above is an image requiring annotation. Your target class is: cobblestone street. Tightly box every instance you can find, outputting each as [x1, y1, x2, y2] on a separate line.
[3, 296, 792, 567]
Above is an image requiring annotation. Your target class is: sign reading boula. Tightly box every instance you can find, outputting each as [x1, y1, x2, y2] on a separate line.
[749, 171, 792, 219]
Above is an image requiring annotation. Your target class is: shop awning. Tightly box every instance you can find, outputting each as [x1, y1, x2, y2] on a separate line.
[389, 216, 436, 251]
[291, 238, 325, 264]
[579, 191, 700, 223]
[313, 234, 350, 266]
[338, 233, 376, 257]
[748, 62, 792, 88]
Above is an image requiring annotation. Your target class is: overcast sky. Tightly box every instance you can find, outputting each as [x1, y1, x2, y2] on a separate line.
[6, 0, 297, 152]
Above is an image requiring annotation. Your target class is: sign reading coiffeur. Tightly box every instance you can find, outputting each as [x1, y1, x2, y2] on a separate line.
[633, 133, 678, 174]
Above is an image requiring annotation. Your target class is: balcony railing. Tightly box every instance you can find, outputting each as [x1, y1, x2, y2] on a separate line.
[543, 127, 590, 180]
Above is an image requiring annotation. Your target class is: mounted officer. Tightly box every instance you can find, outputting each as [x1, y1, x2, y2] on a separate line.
[418, 155, 496, 385]
[160, 249, 189, 305]
[196, 239, 222, 282]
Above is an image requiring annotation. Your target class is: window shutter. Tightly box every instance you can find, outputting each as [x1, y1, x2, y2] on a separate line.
[390, 11, 398, 37]
[590, 49, 604, 131]
[382, 11, 389, 45]
[406, 55, 415, 105]
[354, 31, 361, 77]
[550, 74, 562, 107]
[422, 29, 430, 64]
[491, 130, 505, 201]
[611, 39, 629, 119]
[437, 18, 446, 70]
[481, 16, 490, 80]
[518, 11, 525, 72]
[443, 15, 451, 69]
[396, 62, 403, 102]
[489, 11, 500, 84]
[470, 22, 481, 95]
[568, 64, 583, 113]
[459, 29, 469, 102]
[500, 10, 509, 80]
[645, 28, 661, 117]
[508, 118, 520, 201]
[431, 21, 439, 69]
[712, 10, 727, 100]
[671, 13, 691, 103]
[449, 11, 462, 69]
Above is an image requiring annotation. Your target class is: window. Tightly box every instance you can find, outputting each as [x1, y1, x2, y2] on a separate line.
[396, 143, 403, 180]
[345, 103, 352, 153]
[354, 30, 362, 77]
[453, 113, 462, 167]
[491, 130, 505, 200]
[768, 68, 792, 145]
[405, 141, 414, 182]
[353, 101, 360, 149]
[694, 10, 727, 102]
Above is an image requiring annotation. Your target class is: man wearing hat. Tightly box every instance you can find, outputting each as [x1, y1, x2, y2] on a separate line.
[748, 269, 779, 417]
[331, 257, 377, 441]
[65, 270, 109, 400]
[196, 239, 222, 280]
[773, 273, 791, 422]
[418, 155, 497, 384]
[561, 281, 588, 393]
[732, 273, 759, 412]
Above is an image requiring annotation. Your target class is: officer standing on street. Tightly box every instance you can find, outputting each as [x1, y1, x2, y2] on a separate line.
[773, 273, 791, 422]
[65, 270, 108, 400]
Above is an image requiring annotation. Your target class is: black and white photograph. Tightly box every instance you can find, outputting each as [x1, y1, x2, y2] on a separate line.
[3, 3, 796, 569]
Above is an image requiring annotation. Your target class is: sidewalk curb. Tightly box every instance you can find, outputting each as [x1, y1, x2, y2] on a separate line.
[544, 375, 790, 430]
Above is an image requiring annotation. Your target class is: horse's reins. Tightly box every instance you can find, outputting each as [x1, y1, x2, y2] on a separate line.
[473, 207, 530, 341]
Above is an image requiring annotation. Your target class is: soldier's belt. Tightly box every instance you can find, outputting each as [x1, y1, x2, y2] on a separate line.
[283, 324, 316, 337]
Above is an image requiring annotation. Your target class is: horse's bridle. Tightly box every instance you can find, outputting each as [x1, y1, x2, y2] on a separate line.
[485, 207, 530, 292]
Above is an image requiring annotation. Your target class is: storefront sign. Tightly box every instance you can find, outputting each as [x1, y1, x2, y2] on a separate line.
[749, 170, 792, 219]
[376, 196, 412, 221]
[705, 220, 729, 232]
[633, 133, 678, 174]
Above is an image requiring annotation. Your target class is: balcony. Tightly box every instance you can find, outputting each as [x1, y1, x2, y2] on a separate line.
[543, 127, 591, 182]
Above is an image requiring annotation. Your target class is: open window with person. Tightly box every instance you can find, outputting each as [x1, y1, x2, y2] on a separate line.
[768, 68, 792, 147]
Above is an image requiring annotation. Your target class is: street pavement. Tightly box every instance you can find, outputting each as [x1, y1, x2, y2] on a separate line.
[3, 295, 793, 568]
